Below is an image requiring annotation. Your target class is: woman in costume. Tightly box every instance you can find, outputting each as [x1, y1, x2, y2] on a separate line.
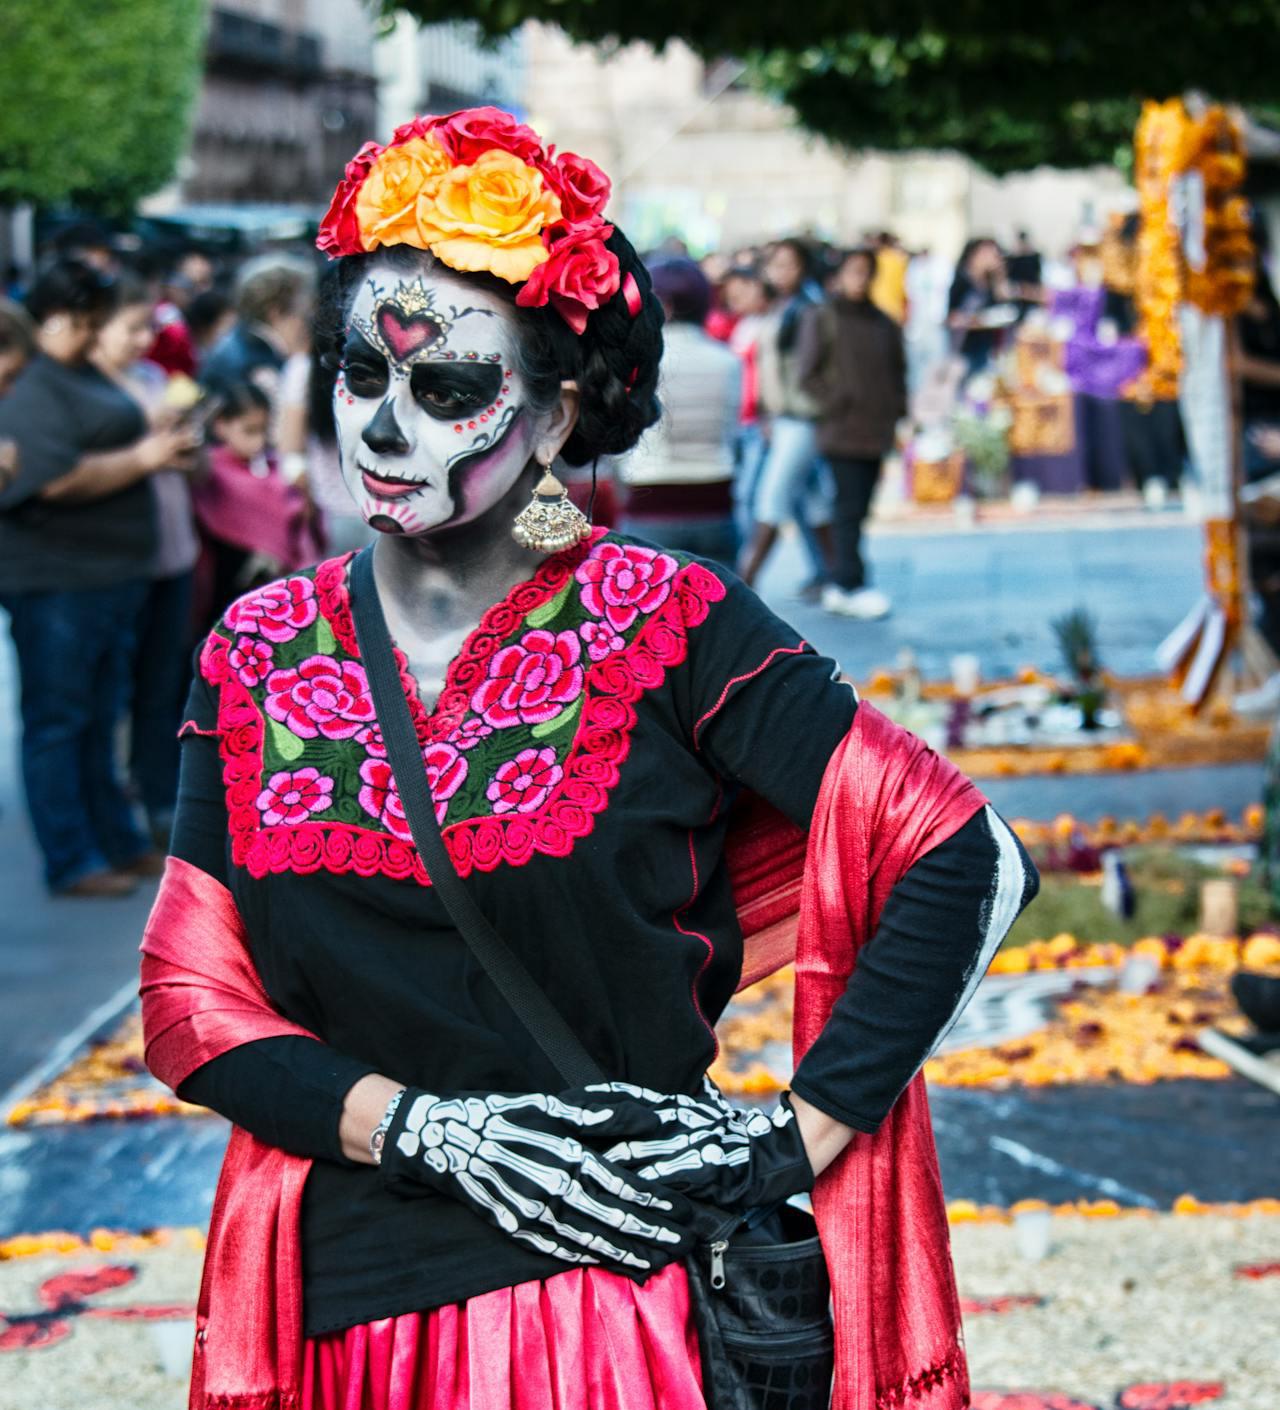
[141, 108, 1038, 1410]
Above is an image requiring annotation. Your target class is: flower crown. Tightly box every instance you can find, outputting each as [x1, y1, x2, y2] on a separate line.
[317, 106, 625, 336]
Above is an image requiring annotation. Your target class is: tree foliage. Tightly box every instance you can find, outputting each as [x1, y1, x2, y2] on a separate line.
[0, 1, 206, 211]
[392, 0, 1280, 172]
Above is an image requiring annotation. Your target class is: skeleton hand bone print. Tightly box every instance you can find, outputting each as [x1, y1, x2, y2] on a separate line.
[335, 265, 537, 537]
[379, 1089, 694, 1272]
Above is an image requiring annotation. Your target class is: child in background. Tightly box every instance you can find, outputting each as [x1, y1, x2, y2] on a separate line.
[193, 381, 325, 630]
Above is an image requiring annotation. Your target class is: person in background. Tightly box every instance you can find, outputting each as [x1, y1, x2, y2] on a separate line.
[0, 259, 197, 896]
[193, 381, 325, 630]
[1006, 229, 1044, 319]
[869, 231, 909, 324]
[92, 273, 202, 846]
[186, 288, 236, 369]
[178, 250, 216, 296]
[0, 299, 35, 398]
[797, 247, 905, 620]
[616, 257, 741, 566]
[948, 237, 1009, 375]
[737, 237, 833, 592]
[0, 300, 35, 496]
[721, 265, 771, 543]
[200, 254, 315, 407]
[148, 259, 202, 378]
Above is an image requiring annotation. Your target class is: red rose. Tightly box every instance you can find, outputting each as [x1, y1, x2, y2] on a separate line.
[427, 106, 545, 165]
[317, 140, 384, 256]
[544, 151, 611, 223]
[516, 228, 620, 334]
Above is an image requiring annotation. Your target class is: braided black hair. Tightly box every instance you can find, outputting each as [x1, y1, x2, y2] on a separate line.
[311, 229, 664, 467]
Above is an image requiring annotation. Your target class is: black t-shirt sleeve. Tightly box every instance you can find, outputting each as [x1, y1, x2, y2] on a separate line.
[169, 660, 378, 1161]
[0, 375, 82, 508]
[790, 806, 1039, 1132]
[686, 572, 858, 826]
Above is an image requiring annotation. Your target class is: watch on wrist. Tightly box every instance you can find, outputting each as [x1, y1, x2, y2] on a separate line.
[369, 1087, 406, 1166]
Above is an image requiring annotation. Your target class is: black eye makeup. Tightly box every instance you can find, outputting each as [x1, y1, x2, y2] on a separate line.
[409, 362, 504, 420]
[339, 332, 389, 399]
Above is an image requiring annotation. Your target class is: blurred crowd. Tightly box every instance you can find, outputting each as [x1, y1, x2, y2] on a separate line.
[4, 215, 1279, 896]
[0, 223, 356, 899]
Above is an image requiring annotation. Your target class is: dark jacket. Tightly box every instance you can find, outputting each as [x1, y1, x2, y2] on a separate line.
[200, 323, 284, 398]
[796, 297, 906, 459]
[0, 354, 154, 593]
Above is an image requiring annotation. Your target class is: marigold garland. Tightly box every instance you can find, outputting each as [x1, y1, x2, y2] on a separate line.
[1183, 107, 1254, 319]
[1132, 99, 1191, 401]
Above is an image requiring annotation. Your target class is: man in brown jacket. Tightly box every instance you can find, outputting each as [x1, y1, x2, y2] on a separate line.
[797, 248, 906, 619]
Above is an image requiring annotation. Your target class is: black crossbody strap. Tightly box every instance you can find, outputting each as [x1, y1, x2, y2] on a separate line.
[348, 547, 605, 1089]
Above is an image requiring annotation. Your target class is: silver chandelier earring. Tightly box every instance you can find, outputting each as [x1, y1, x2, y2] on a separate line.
[511, 452, 592, 554]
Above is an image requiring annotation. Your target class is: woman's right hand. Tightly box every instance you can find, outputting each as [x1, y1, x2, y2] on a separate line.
[377, 1087, 693, 1275]
[137, 424, 201, 473]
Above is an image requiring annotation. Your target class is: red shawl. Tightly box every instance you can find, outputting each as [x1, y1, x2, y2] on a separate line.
[140, 702, 984, 1410]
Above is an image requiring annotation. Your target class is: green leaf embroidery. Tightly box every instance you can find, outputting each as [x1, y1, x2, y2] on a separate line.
[266, 715, 305, 763]
[523, 581, 573, 630]
[314, 615, 337, 656]
[530, 694, 583, 740]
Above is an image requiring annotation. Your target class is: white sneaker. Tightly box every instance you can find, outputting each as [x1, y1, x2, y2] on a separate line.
[822, 585, 891, 620]
[821, 584, 857, 615]
[847, 587, 892, 620]
[1143, 479, 1168, 511]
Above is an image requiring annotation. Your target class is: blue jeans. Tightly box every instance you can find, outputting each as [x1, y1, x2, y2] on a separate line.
[131, 570, 196, 831]
[1, 581, 150, 889]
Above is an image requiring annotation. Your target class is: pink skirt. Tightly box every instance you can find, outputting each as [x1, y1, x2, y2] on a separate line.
[300, 1262, 705, 1410]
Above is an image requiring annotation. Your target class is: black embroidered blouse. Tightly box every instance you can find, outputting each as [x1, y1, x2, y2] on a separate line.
[171, 529, 1031, 1335]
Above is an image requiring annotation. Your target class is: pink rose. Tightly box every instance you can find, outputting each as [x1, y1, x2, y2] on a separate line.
[256, 768, 334, 826]
[449, 718, 494, 751]
[225, 577, 318, 644]
[228, 635, 274, 687]
[470, 628, 584, 729]
[516, 226, 620, 335]
[543, 152, 611, 223]
[575, 542, 679, 632]
[579, 620, 625, 663]
[265, 655, 376, 740]
[358, 757, 411, 841]
[427, 106, 545, 165]
[357, 723, 387, 759]
[486, 747, 564, 815]
[424, 741, 468, 823]
[317, 141, 384, 256]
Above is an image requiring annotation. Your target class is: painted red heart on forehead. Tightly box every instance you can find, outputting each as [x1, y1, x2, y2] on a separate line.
[376, 303, 443, 363]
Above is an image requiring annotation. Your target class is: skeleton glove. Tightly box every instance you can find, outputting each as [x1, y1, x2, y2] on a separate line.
[567, 1079, 816, 1213]
[378, 1089, 693, 1275]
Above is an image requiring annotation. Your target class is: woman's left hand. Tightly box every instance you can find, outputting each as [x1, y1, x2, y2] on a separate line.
[563, 1078, 817, 1212]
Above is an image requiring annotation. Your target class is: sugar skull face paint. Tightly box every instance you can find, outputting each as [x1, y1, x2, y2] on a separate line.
[335, 263, 539, 536]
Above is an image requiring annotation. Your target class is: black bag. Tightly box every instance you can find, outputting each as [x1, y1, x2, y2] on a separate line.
[349, 546, 834, 1410]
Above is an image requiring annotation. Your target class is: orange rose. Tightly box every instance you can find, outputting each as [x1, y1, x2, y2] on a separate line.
[416, 149, 562, 284]
[356, 137, 452, 251]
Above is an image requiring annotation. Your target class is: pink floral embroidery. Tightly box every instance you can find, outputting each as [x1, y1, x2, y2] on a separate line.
[358, 757, 411, 841]
[256, 768, 334, 826]
[449, 718, 494, 751]
[209, 542, 730, 887]
[486, 747, 564, 815]
[226, 577, 318, 643]
[228, 635, 274, 687]
[265, 656, 376, 741]
[424, 741, 468, 823]
[579, 619, 625, 662]
[471, 628, 584, 728]
[358, 723, 387, 758]
[576, 541, 678, 632]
